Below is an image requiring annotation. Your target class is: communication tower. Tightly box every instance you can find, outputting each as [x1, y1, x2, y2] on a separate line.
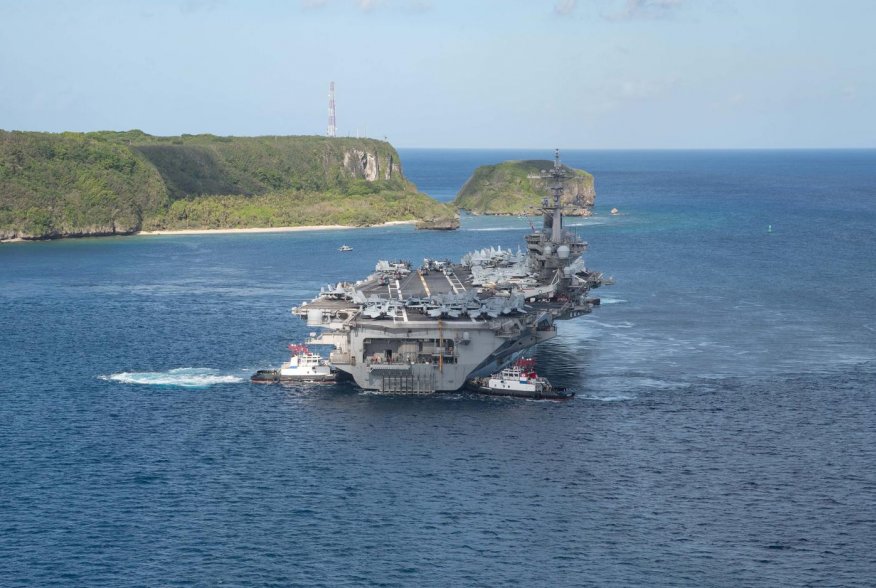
[327, 82, 337, 137]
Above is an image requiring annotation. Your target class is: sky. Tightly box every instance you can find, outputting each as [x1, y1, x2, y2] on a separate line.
[0, 0, 873, 148]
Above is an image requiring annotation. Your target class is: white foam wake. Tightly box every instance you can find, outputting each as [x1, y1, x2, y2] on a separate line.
[463, 227, 523, 232]
[581, 394, 636, 402]
[565, 218, 609, 227]
[598, 298, 628, 305]
[102, 367, 244, 388]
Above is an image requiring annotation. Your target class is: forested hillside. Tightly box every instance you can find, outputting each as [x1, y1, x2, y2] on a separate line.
[0, 131, 457, 240]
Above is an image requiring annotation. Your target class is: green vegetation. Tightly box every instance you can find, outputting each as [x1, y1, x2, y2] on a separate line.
[0, 131, 167, 238]
[453, 160, 595, 216]
[0, 130, 457, 240]
[149, 190, 452, 231]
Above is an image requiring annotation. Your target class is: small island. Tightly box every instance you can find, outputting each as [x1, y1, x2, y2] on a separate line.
[0, 130, 459, 242]
[453, 159, 595, 216]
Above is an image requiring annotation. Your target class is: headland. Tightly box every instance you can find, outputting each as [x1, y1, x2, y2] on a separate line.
[0, 130, 459, 243]
[454, 159, 595, 216]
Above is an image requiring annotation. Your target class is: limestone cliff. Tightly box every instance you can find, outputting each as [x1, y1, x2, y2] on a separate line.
[0, 130, 457, 241]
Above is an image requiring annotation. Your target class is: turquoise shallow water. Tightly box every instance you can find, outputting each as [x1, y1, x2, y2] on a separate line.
[1, 150, 875, 586]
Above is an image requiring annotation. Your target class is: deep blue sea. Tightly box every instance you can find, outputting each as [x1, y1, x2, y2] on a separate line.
[1, 149, 875, 586]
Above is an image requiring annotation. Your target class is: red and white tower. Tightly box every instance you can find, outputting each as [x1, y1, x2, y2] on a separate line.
[327, 81, 337, 137]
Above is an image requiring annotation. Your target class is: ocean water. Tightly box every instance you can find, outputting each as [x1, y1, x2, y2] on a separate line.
[1, 149, 875, 586]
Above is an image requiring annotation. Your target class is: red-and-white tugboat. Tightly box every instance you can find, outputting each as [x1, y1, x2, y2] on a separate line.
[251, 344, 336, 384]
[468, 358, 573, 400]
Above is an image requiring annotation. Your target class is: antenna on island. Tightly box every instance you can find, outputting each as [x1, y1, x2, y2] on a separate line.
[540, 148, 569, 242]
[327, 81, 337, 138]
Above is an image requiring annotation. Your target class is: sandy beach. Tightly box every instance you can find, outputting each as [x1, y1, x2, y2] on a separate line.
[136, 220, 415, 237]
[0, 220, 417, 243]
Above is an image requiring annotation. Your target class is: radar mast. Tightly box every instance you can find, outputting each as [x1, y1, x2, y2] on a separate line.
[540, 148, 568, 243]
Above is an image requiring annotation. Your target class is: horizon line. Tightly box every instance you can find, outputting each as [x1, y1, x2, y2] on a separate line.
[395, 146, 876, 151]
[2, 128, 873, 151]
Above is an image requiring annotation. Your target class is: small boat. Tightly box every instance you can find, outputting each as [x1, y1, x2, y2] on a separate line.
[467, 358, 573, 400]
[338, 245, 353, 252]
[251, 344, 336, 383]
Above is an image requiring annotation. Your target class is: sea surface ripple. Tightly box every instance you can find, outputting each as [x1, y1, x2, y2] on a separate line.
[1, 149, 875, 586]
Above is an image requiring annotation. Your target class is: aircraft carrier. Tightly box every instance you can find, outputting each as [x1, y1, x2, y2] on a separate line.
[293, 150, 609, 393]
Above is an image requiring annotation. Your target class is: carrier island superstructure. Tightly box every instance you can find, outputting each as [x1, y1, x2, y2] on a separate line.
[293, 151, 609, 393]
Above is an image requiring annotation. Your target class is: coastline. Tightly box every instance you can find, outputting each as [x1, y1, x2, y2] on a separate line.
[137, 220, 416, 236]
[0, 220, 417, 244]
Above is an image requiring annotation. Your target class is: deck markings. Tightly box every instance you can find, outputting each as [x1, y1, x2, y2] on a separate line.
[444, 273, 458, 294]
[382, 279, 407, 322]
[395, 279, 408, 322]
[445, 271, 466, 294]
[418, 271, 432, 297]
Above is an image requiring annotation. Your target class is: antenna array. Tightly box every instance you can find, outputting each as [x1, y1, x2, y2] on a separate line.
[327, 81, 336, 137]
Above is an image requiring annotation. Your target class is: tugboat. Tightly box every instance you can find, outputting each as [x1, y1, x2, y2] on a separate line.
[468, 358, 573, 400]
[338, 245, 353, 252]
[251, 344, 336, 384]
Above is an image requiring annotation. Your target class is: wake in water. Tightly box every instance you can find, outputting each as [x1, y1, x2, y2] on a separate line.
[597, 297, 627, 305]
[564, 218, 610, 227]
[462, 227, 526, 232]
[101, 367, 244, 388]
[577, 393, 636, 402]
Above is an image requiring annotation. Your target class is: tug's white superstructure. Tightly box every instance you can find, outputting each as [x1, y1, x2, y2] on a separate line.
[279, 345, 334, 381]
[251, 344, 335, 383]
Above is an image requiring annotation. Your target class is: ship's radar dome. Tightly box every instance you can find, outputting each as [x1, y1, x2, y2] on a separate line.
[557, 245, 570, 259]
[543, 245, 553, 256]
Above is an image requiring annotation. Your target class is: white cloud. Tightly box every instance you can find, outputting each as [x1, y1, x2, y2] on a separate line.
[554, 0, 577, 17]
[179, 0, 223, 14]
[401, 1, 432, 14]
[616, 75, 681, 100]
[299, 0, 329, 9]
[298, 0, 430, 13]
[841, 84, 857, 101]
[608, 0, 684, 21]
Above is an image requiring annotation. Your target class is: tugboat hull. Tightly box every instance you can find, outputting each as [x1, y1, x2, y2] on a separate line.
[251, 344, 337, 384]
[250, 370, 336, 384]
[466, 379, 574, 400]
